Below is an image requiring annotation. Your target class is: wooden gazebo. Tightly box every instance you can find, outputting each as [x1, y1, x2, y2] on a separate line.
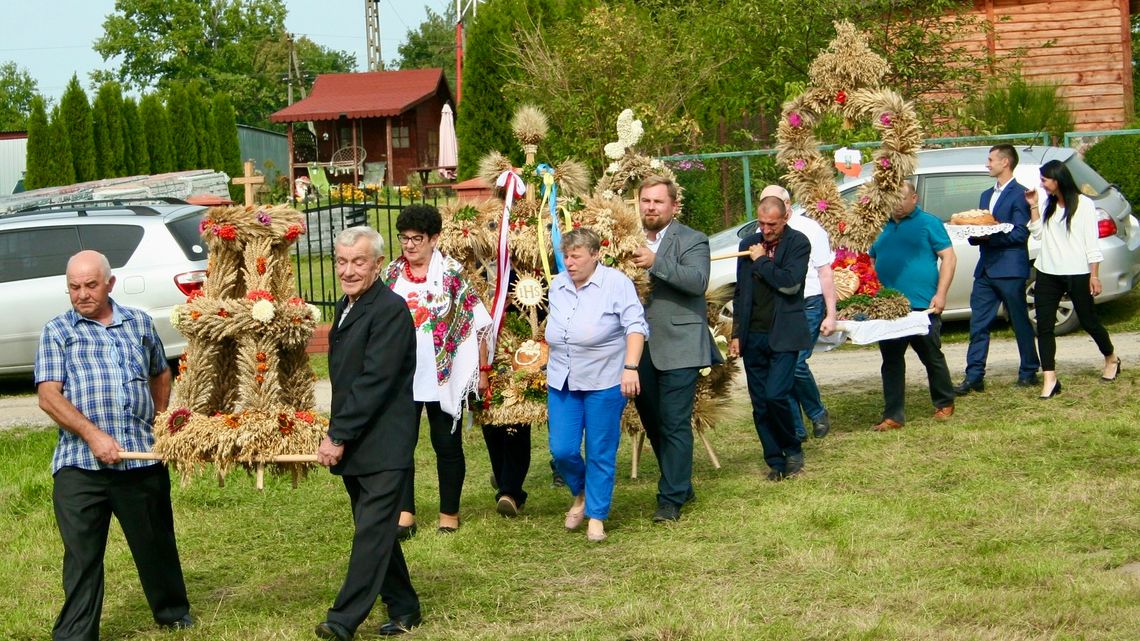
[269, 68, 453, 189]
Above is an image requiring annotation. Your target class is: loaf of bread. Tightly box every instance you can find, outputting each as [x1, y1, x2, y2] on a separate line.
[949, 209, 998, 226]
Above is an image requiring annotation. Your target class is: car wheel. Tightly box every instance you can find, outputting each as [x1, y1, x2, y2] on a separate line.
[1025, 269, 1080, 336]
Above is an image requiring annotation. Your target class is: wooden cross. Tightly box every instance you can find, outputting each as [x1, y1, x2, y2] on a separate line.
[232, 160, 265, 206]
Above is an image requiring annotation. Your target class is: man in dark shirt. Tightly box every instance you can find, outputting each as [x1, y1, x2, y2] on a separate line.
[728, 197, 812, 480]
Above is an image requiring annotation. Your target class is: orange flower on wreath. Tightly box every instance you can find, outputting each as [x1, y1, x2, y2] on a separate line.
[223, 414, 241, 429]
[247, 290, 274, 302]
[256, 256, 267, 274]
[256, 351, 267, 362]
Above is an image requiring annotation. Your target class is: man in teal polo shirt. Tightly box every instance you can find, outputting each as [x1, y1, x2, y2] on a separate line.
[867, 181, 957, 430]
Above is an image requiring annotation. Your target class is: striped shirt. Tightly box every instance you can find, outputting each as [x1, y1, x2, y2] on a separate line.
[35, 300, 168, 473]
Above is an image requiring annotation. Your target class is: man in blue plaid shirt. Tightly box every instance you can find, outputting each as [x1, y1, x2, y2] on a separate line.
[35, 250, 192, 640]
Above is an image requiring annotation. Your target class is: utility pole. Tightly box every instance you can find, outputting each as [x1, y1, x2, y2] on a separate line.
[366, 0, 383, 72]
[455, 0, 481, 104]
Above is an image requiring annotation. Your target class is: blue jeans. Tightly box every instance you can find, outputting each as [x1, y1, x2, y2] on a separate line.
[547, 383, 626, 520]
[790, 294, 826, 440]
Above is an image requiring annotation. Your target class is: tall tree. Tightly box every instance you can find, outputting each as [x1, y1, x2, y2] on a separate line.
[23, 96, 50, 190]
[122, 97, 150, 175]
[94, 0, 354, 127]
[166, 83, 199, 170]
[47, 105, 76, 186]
[212, 93, 242, 185]
[92, 82, 128, 177]
[139, 93, 174, 173]
[0, 62, 39, 131]
[58, 75, 98, 182]
[396, 5, 458, 90]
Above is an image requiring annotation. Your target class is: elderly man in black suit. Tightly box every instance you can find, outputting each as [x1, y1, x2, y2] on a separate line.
[729, 196, 812, 481]
[631, 175, 722, 523]
[315, 226, 422, 640]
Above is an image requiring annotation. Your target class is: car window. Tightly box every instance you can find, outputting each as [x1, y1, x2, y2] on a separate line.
[165, 211, 209, 261]
[78, 225, 144, 268]
[919, 174, 995, 221]
[1063, 155, 1111, 198]
[736, 220, 758, 239]
[0, 227, 82, 283]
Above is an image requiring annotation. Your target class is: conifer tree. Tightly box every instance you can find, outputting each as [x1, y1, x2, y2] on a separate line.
[47, 105, 76, 186]
[122, 97, 150, 175]
[92, 82, 128, 177]
[140, 93, 174, 173]
[23, 96, 50, 190]
[58, 75, 97, 182]
[212, 92, 243, 186]
[166, 83, 199, 170]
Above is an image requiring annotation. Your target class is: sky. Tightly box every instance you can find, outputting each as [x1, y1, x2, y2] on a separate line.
[1, 0, 450, 104]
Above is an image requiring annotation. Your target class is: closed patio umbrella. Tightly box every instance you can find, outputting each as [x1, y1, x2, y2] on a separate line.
[438, 103, 458, 180]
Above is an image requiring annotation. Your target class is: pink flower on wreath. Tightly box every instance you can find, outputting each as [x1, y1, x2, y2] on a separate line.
[816, 200, 828, 212]
[880, 113, 893, 127]
[788, 112, 803, 128]
[793, 159, 807, 171]
[880, 157, 891, 168]
[255, 211, 272, 225]
[860, 195, 871, 205]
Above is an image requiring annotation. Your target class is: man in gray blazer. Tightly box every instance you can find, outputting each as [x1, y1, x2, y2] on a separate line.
[632, 175, 721, 523]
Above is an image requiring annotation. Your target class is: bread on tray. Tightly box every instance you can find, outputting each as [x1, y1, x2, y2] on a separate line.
[949, 209, 998, 226]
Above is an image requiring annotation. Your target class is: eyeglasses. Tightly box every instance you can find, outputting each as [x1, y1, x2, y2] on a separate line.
[396, 233, 426, 246]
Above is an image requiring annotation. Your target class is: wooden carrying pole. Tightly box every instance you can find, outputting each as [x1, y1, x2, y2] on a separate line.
[118, 452, 319, 491]
[711, 250, 749, 261]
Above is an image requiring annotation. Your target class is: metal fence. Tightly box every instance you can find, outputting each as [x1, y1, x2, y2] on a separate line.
[288, 189, 451, 321]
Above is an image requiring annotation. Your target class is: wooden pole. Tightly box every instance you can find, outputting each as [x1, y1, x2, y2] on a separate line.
[696, 429, 721, 469]
[630, 431, 644, 479]
[711, 250, 749, 261]
[118, 452, 319, 463]
[255, 464, 265, 491]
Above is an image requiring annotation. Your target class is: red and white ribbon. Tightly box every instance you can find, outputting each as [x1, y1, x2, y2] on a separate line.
[489, 169, 526, 355]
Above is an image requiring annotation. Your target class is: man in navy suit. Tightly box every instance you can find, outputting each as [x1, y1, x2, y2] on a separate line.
[954, 144, 1040, 394]
[728, 196, 811, 481]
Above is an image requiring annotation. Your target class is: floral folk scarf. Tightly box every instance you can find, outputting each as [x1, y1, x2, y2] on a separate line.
[384, 250, 490, 422]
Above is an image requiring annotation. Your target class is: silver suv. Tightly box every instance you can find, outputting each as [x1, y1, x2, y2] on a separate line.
[708, 146, 1140, 334]
[0, 199, 208, 375]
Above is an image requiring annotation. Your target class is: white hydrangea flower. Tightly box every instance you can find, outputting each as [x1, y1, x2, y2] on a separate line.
[307, 303, 321, 323]
[251, 299, 275, 323]
[616, 109, 634, 140]
[649, 158, 662, 169]
[602, 189, 616, 199]
[628, 119, 644, 146]
[607, 161, 622, 173]
[170, 305, 183, 328]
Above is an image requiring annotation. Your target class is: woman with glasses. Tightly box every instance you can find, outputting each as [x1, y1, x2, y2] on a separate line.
[1025, 159, 1121, 399]
[382, 204, 492, 536]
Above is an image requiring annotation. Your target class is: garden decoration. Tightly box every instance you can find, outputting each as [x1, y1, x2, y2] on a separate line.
[775, 21, 921, 322]
[136, 204, 327, 488]
[442, 106, 737, 475]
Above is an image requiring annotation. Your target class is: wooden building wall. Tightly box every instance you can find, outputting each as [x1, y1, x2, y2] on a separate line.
[964, 0, 1134, 130]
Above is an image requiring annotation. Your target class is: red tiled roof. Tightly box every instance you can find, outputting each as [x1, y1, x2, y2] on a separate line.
[270, 69, 449, 123]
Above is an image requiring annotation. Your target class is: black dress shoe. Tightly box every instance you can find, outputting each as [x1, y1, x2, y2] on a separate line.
[160, 613, 194, 630]
[811, 409, 831, 438]
[652, 502, 680, 523]
[785, 452, 804, 477]
[1039, 380, 1062, 399]
[1016, 376, 1039, 387]
[396, 523, 417, 541]
[1102, 358, 1122, 382]
[315, 620, 353, 641]
[378, 611, 422, 636]
[953, 378, 984, 395]
[766, 469, 784, 482]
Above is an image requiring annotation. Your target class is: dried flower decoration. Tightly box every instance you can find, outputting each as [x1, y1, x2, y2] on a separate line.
[511, 105, 548, 146]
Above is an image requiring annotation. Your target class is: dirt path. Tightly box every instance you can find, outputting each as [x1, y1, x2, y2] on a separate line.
[3, 331, 1137, 429]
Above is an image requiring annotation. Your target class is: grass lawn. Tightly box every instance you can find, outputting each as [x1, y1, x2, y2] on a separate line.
[1, 369, 1138, 640]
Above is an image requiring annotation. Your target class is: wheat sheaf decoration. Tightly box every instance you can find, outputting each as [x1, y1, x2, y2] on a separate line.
[775, 21, 922, 254]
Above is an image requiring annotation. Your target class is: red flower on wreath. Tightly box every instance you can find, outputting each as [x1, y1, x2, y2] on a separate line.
[186, 290, 203, 302]
[284, 224, 304, 242]
[295, 410, 316, 424]
[216, 224, 238, 241]
[247, 290, 274, 302]
[216, 308, 229, 318]
[256, 257, 267, 274]
[277, 413, 294, 435]
[167, 407, 192, 434]
[198, 218, 212, 234]
[835, 90, 848, 105]
[837, 221, 847, 234]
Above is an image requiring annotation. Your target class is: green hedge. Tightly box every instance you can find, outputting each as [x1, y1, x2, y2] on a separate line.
[1084, 134, 1140, 212]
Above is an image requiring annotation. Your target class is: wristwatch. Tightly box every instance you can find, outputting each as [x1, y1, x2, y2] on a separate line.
[623, 364, 639, 371]
[329, 437, 344, 446]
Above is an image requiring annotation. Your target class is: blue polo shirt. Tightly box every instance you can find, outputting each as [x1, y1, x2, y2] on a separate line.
[868, 207, 952, 309]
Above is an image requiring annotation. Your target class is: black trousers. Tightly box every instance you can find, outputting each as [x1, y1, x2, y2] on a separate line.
[634, 343, 699, 508]
[741, 331, 802, 472]
[328, 469, 420, 634]
[877, 312, 955, 424]
[400, 401, 465, 515]
[482, 422, 531, 506]
[52, 464, 190, 641]
[1034, 270, 1114, 370]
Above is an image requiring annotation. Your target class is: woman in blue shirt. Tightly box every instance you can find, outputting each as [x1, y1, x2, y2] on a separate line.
[545, 228, 647, 542]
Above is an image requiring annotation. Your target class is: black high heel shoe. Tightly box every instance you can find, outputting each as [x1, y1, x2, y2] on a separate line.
[1101, 358, 1122, 382]
[1039, 380, 1062, 399]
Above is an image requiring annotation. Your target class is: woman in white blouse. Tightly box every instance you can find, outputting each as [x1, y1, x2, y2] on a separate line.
[1025, 160, 1120, 399]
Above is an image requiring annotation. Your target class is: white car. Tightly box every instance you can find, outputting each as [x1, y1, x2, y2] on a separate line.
[707, 146, 1140, 335]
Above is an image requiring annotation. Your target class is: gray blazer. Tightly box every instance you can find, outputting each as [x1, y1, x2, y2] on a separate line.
[644, 222, 723, 371]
